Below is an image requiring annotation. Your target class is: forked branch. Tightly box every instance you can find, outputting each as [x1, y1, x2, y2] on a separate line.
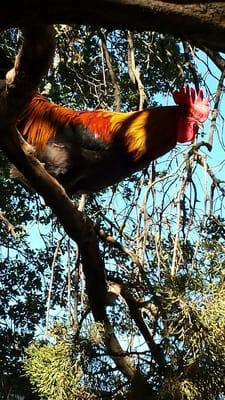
[0, 25, 154, 396]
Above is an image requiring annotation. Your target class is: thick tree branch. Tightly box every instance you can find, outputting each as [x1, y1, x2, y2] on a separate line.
[0, 25, 108, 323]
[0, 26, 156, 395]
[4, 26, 55, 118]
[108, 278, 165, 370]
[1, 1, 225, 52]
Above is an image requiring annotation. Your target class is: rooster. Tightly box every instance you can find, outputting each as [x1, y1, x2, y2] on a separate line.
[16, 87, 210, 195]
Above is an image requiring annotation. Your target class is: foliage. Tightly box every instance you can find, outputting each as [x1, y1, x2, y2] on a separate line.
[23, 325, 95, 400]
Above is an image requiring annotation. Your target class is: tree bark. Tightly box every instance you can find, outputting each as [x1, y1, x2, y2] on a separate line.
[1, 1, 225, 52]
[0, 25, 108, 323]
[0, 25, 157, 396]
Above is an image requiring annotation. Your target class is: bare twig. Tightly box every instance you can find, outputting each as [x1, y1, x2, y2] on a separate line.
[198, 46, 225, 72]
[182, 41, 199, 92]
[95, 225, 143, 268]
[208, 68, 225, 147]
[45, 239, 62, 338]
[171, 168, 189, 276]
[98, 29, 121, 111]
[127, 31, 147, 110]
[195, 152, 225, 196]
[67, 239, 72, 325]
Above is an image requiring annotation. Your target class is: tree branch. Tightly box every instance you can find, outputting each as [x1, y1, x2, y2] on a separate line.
[127, 31, 147, 110]
[95, 225, 143, 268]
[98, 29, 121, 111]
[198, 46, 225, 72]
[1, 1, 225, 52]
[182, 41, 199, 92]
[108, 277, 165, 370]
[208, 68, 225, 147]
[0, 25, 108, 323]
[0, 26, 156, 395]
[195, 152, 225, 196]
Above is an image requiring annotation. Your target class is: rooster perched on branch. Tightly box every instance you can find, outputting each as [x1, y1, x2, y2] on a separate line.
[16, 87, 209, 195]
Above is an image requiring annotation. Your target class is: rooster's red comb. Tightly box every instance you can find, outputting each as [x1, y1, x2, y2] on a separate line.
[173, 86, 210, 123]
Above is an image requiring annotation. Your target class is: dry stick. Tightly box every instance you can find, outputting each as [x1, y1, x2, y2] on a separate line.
[0, 26, 154, 395]
[98, 30, 121, 112]
[45, 239, 62, 338]
[195, 153, 225, 196]
[67, 240, 72, 325]
[141, 170, 157, 269]
[171, 166, 190, 277]
[208, 68, 225, 147]
[99, 37, 107, 90]
[193, 47, 225, 150]
[95, 225, 142, 268]
[199, 46, 225, 73]
[76, 194, 87, 316]
[159, 34, 185, 90]
[182, 41, 199, 92]
[127, 31, 147, 111]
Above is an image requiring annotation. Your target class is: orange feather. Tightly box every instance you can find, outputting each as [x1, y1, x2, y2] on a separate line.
[19, 94, 157, 161]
